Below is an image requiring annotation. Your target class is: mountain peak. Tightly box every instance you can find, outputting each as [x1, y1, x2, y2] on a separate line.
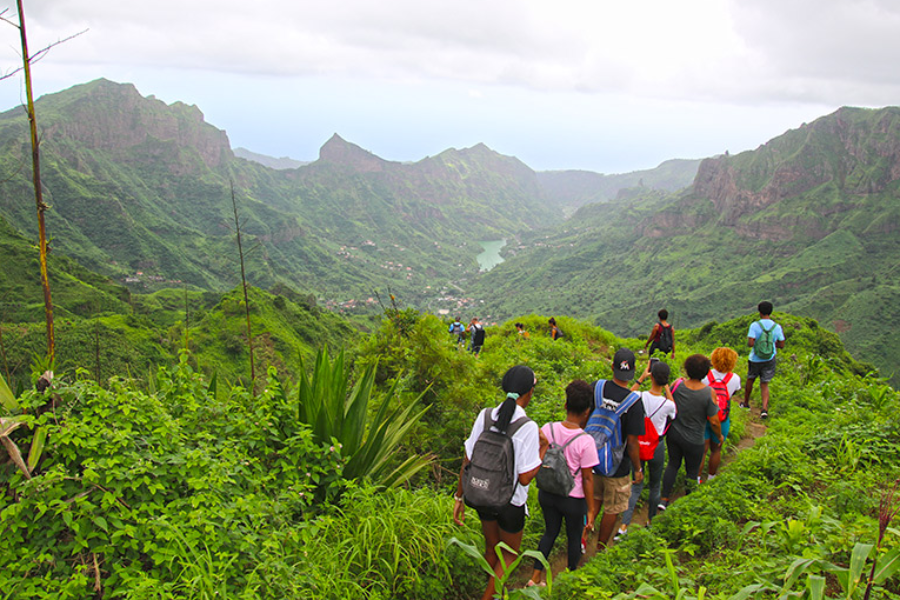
[317, 134, 387, 172]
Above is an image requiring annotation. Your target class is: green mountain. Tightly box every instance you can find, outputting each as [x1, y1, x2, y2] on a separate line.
[0, 79, 559, 306]
[474, 106, 900, 381]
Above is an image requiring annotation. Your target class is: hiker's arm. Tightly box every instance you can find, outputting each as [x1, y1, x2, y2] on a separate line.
[708, 414, 724, 445]
[644, 324, 658, 348]
[582, 468, 595, 530]
[627, 434, 643, 484]
[517, 428, 548, 485]
[631, 364, 652, 391]
[747, 337, 755, 348]
[776, 340, 785, 349]
[707, 389, 725, 444]
[519, 464, 541, 485]
[453, 456, 468, 525]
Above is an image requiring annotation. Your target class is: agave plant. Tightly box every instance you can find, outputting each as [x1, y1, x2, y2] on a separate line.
[295, 347, 432, 488]
[0, 371, 47, 480]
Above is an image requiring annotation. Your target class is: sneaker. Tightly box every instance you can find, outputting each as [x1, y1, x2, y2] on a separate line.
[657, 501, 668, 512]
[760, 410, 769, 419]
[739, 402, 750, 409]
[614, 526, 628, 541]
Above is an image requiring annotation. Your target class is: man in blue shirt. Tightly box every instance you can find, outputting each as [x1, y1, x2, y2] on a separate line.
[741, 301, 785, 419]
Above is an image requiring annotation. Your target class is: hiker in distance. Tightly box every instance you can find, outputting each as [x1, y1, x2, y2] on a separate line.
[548, 317, 564, 340]
[453, 365, 548, 600]
[449, 317, 466, 346]
[515, 322, 530, 340]
[528, 380, 598, 586]
[469, 317, 486, 355]
[586, 348, 645, 549]
[742, 301, 785, 419]
[644, 309, 675, 359]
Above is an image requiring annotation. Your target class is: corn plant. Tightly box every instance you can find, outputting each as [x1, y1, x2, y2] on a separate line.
[448, 537, 551, 599]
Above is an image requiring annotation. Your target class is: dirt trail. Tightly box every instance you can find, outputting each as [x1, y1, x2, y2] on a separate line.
[541, 409, 768, 581]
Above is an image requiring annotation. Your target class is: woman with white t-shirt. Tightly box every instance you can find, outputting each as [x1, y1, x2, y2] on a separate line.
[453, 365, 547, 600]
[616, 361, 677, 538]
[528, 380, 599, 586]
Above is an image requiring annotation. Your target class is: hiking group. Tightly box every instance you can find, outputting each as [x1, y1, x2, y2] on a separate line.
[449, 316, 567, 357]
[453, 302, 786, 599]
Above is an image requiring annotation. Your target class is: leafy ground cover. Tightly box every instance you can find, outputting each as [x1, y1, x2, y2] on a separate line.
[1, 309, 898, 599]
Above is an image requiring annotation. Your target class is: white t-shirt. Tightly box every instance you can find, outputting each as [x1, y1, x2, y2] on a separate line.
[464, 404, 542, 507]
[710, 369, 742, 397]
[640, 391, 677, 436]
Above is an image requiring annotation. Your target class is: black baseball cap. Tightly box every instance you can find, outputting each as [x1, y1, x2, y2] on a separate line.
[612, 348, 636, 381]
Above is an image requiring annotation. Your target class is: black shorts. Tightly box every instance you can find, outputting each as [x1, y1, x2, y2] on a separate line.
[470, 501, 526, 533]
[747, 358, 777, 383]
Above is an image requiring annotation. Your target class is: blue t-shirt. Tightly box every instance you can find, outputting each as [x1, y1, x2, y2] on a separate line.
[748, 319, 785, 362]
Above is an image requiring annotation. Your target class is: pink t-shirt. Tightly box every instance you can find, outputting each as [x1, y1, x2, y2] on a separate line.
[540, 422, 600, 498]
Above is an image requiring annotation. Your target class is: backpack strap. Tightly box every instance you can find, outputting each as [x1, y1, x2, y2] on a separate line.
[593, 379, 640, 417]
[646, 396, 666, 421]
[559, 429, 587, 451]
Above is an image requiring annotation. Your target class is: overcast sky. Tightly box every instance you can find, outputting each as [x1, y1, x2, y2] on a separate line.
[1, 0, 898, 173]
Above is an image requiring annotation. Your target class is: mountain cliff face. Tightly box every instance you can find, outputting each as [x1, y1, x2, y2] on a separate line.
[476, 106, 900, 383]
[0, 79, 558, 303]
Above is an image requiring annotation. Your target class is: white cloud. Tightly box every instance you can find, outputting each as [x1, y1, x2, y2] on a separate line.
[0, 0, 896, 171]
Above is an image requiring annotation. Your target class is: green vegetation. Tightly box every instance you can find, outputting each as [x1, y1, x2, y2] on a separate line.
[0, 307, 898, 598]
[475, 107, 900, 384]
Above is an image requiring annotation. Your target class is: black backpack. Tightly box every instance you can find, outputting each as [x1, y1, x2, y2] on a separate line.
[535, 423, 585, 496]
[472, 324, 486, 345]
[657, 323, 673, 353]
[462, 410, 530, 509]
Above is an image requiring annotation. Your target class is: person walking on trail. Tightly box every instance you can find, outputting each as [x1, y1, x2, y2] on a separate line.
[453, 365, 547, 600]
[586, 348, 645, 549]
[616, 360, 677, 540]
[659, 354, 723, 511]
[469, 317, 486, 355]
[699, 347, 742, 482]
[515, 322, 530, 340]
[528, 380, 598, 587]
[449, 317, 466, 346]
[644, 309, 675, 358]
[741, 301, 785, 419]
[548, 317, 564, 341]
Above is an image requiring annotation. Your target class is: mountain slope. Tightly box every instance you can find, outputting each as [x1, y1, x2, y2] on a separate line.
[475, 106, 900, 381]
[0, 79, 559, 305]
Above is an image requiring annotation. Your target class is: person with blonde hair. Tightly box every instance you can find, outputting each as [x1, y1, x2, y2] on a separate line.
[699, 347, 742, 482]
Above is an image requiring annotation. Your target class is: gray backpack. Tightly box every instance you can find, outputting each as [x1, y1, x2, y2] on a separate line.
[536, 423, 586, 496]
[462, 410, 530, 509]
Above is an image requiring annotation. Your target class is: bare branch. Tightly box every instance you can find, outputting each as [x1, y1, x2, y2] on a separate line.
[0, 29, 88, 82]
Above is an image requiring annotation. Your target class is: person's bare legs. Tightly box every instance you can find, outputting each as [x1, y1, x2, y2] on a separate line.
[480, 520, 524, 600]
[760, 381, 770, 413]
[596, 511, 617, 549]
[743, 378, 755, 408]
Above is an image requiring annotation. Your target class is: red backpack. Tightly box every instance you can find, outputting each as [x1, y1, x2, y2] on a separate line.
[637, 398, 668, 461]
[706, 372, 734, 422]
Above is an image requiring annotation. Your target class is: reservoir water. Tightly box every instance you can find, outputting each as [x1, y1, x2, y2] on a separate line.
[476, 240, 506, 272]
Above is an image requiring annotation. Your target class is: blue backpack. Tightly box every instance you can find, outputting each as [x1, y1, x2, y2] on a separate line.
[585, 380, 640, 476]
